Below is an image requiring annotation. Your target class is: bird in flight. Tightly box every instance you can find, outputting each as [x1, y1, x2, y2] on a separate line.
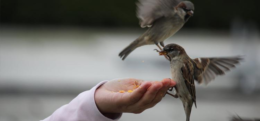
[119, 0, 194, 60]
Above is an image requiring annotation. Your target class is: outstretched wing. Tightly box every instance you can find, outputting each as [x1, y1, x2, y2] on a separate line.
[193, 57, 242, 84]
[137, 0, 181, 28]
[181, 60, 196, 107]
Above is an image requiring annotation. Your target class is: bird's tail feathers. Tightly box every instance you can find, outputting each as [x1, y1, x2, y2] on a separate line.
[194, 100, 197, 108]
[183, 102, 193, 121]
[119, 37, 143, 60]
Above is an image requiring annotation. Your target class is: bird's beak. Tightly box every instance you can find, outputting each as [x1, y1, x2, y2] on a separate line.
[187, 10, 194, 16]
[159, 51, 167, 56]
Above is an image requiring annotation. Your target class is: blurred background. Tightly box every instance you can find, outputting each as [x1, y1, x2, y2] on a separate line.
[0, 0, 260, 121]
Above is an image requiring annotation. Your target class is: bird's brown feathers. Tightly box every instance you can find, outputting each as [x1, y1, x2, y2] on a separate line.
[159, 43, 242, 121]
[193, 57, 242, 84]
[181, 59, 197, 107]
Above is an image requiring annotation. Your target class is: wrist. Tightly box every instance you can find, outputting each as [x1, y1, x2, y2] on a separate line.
[95, 85, 122, 119]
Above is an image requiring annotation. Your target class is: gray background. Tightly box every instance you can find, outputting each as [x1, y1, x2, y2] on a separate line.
[1, 0, 260, 120]
[0, 27, 259, 121]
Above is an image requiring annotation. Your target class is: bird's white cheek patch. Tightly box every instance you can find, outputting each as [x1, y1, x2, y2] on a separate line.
[147, 25, 152, 27]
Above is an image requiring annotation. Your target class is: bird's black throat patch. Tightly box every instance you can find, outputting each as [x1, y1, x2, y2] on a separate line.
[184, 15, 190, 22]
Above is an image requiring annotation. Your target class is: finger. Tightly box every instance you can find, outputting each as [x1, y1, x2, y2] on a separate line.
[161, 78, 171, 87]
[133, 81, 163, 107]
[123, 81, 152, 105]
[169, 78, 177, 87]
[146, 79, 171, 108]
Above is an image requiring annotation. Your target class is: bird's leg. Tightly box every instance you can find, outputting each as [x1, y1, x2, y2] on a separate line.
[169, 87, 173, 91]
[159, 42, 165, 48]
[174, 86, 179, 94]
[154, 49, 160, 53]
[166, 86, 179, 98]
[155, 43, 163, 51]
[155, 43, 170, 61]
[166, 91, 179, 98]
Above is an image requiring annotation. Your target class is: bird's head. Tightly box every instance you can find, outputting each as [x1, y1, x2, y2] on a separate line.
[176, 1, 194, 22]
[159, 44, 186, 60]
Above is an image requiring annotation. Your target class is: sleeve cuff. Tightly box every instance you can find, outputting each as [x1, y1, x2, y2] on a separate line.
[81, 81, 122, 121]
[42, 81, 122, 121]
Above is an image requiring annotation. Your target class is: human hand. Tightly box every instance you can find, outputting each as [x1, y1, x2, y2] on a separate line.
[94, 78, 176, 118]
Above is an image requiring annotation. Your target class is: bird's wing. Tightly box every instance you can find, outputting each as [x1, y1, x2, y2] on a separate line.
[193, 57, 242, 84]
[181, 60, 196, 107]
[137, 0, 181, 28]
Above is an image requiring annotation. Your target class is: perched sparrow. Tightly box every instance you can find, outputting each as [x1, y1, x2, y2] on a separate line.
[158, 43, 242, 121]
[119, 0, 194, 60]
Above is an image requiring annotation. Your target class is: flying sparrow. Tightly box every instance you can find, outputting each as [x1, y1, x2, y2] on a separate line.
[158, 43, 242, 121]
[119, 0, 194, 60]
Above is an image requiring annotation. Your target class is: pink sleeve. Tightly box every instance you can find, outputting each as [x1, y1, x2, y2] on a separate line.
[42, 81, 122, 121]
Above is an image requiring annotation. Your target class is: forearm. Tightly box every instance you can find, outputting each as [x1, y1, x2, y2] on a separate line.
[42, 81, 122, 121]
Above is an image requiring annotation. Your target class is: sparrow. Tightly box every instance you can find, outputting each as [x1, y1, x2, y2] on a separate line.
[119, 0, 194, 60]
[158, 43, 242, 121]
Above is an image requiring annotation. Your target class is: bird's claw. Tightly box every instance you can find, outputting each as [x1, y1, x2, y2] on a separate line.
[154, 49, 160, 52]
[168, 87, 174, 91]
[166, 91, 179, 98]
